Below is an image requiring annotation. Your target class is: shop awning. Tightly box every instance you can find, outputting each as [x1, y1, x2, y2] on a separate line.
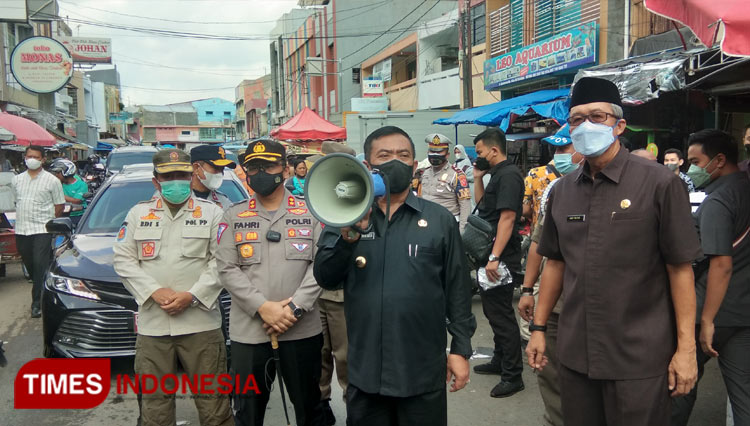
[433, 88, 570, 129]
[644, 0, 750, 57]
[574, 48, 692, 106]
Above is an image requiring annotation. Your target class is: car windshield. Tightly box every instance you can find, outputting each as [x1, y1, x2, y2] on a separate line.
[78, 179, 246, 234]
[107, 152, 156, 172]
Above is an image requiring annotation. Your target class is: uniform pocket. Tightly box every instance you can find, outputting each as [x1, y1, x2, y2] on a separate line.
[235, 241, 261, 265]
[285, 238, 313, 260]
[133, 228, 162, 261]
[182, 225, 211, 258]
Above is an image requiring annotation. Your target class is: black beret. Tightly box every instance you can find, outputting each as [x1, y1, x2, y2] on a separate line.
[570, 77, 622, 109]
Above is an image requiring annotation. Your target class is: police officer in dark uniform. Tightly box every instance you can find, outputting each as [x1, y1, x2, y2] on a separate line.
[314, 126, 476, 426]
[190, 145, 236, 210]
[216, 139, 323, 426]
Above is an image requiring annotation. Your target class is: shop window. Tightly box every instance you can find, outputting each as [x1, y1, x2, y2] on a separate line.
[534, 0, 585, 42]
[181, 130, 191, 136]
[510, 0, 524, 49]
[205, 111, 214, 116]
[471, 3, 486, 46]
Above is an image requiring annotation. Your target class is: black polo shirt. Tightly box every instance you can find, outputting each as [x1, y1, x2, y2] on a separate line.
[314, 192, 476, 397]
[695, 171, 750, 327]
[476, 159, 524, 271]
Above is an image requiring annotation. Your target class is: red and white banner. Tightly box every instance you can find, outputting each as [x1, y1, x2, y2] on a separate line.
[58, 37, 112, 64]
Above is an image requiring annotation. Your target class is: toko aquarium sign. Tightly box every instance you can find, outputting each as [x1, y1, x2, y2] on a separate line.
[484, 22, 597, 90]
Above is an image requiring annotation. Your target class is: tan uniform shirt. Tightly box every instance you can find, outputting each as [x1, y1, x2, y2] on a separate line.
[217, 192, 323, 344]
[113, 196, 225, 337]
[419, 162, 471, 232]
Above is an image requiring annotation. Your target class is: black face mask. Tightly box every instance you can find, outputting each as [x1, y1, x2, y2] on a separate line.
[247, 171, 284, 196]
[428, 154, 447, 166]
[373, 159, 414, 194]
[475, 156, 491, 171]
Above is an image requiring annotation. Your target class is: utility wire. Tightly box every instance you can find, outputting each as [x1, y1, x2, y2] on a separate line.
[58, 0, 387, 25]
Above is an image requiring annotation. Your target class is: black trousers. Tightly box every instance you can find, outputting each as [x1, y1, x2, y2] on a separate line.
[15, 233, 53, 306]
[479, 284, 523, 382]
[231, 333, 323, 426]
[346, 384, 447, 426]
[672, 326, 750, 426]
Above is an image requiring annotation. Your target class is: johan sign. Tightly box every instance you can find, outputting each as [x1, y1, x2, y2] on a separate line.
[58, 37, 112, 64]
[10, 37, 73, 94]
[484, 22, 597, 90]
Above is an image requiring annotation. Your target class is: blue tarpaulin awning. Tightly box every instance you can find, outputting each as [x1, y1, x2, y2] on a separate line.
[434, 88, 570, 129]
[96, 141, 115, 151]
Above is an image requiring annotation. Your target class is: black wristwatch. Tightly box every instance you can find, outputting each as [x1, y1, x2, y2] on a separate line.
[529, 322, 547, 333]
[287, 301, 304, 319]
[520, 287, 534, 296]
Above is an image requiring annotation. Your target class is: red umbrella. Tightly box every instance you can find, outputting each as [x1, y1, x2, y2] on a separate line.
[0, 112, 56, 146]
[645, 0, 750, 57]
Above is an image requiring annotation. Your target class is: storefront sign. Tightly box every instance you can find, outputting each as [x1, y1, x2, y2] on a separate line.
[10, 37, 73, 94]
[351, 97, 389, 112]
[484, 22, 597, 90]
[58, 37, 112, 64]
[372, 58, 392, 82]
[362, 79, 384, 97]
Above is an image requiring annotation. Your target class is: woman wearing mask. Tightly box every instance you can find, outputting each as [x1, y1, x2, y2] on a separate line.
[285, 158, 307, 196]
[454, 144, 475, 183]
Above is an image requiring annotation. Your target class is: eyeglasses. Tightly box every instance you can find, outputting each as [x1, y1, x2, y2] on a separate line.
[567, 111, 619, 126]
[245, 162, 284, 176]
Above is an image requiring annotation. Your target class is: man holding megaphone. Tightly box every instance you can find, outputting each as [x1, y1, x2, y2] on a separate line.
[313, 126, 476, 426]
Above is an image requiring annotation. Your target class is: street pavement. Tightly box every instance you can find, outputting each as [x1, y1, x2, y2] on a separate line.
[0, 263, 729, 425]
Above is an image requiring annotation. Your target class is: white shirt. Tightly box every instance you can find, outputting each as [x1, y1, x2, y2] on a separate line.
[11, 169, 65, 235]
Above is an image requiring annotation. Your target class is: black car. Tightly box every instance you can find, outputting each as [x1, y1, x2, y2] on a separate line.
[42, 168, 247, 358]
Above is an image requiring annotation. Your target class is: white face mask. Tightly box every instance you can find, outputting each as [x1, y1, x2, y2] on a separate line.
[571, 120, 617, 157]
[25, 158, 42, 170]
[199, 167, 223, 191]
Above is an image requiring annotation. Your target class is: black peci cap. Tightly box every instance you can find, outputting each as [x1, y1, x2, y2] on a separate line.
[570, 77, 622, 109]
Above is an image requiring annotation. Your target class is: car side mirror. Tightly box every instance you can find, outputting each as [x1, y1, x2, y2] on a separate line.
[46, 218, 73, 236]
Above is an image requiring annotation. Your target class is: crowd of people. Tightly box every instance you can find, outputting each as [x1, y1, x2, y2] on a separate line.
[5, 76, 749, 426]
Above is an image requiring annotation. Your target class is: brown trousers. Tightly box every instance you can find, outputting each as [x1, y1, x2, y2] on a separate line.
[559, 363, 670, 426]
[134, 328, 233, 426]
[537, 312, 563, 426]
[319, 298, 348, 400]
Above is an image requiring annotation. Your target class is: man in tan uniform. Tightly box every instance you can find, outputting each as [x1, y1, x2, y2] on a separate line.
[217, 139, 323, 426]
[417, 133, 471, 232]
[113, 149, 232, 426]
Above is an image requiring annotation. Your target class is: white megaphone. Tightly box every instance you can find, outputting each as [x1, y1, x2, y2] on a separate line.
[304, 153, 386, 227]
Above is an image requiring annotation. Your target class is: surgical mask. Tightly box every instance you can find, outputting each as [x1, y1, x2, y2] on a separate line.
[475, 156, 491, 171]
[199, 167, 223, 191]
[454, 151, 464, 160]
[25, 158, 42, 170]
[686, 157, 716, 189]
[571, 120, 617, 157]
[374, 159, 413, 193]
[665, 163, 680, 172]
[247, 171, 284, 196]
[160, 179, 192, 204]
[428, 154, 447, 166]
[553, 153, 579, 175]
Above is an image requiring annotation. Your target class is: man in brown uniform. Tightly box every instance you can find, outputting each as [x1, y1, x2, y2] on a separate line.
[526, 77, 702, 425]
[217, 139, 323, 426]
[417, 133, 471, 232]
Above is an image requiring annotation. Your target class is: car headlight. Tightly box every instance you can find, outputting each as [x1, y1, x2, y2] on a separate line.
[47, 273, 100, 300]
